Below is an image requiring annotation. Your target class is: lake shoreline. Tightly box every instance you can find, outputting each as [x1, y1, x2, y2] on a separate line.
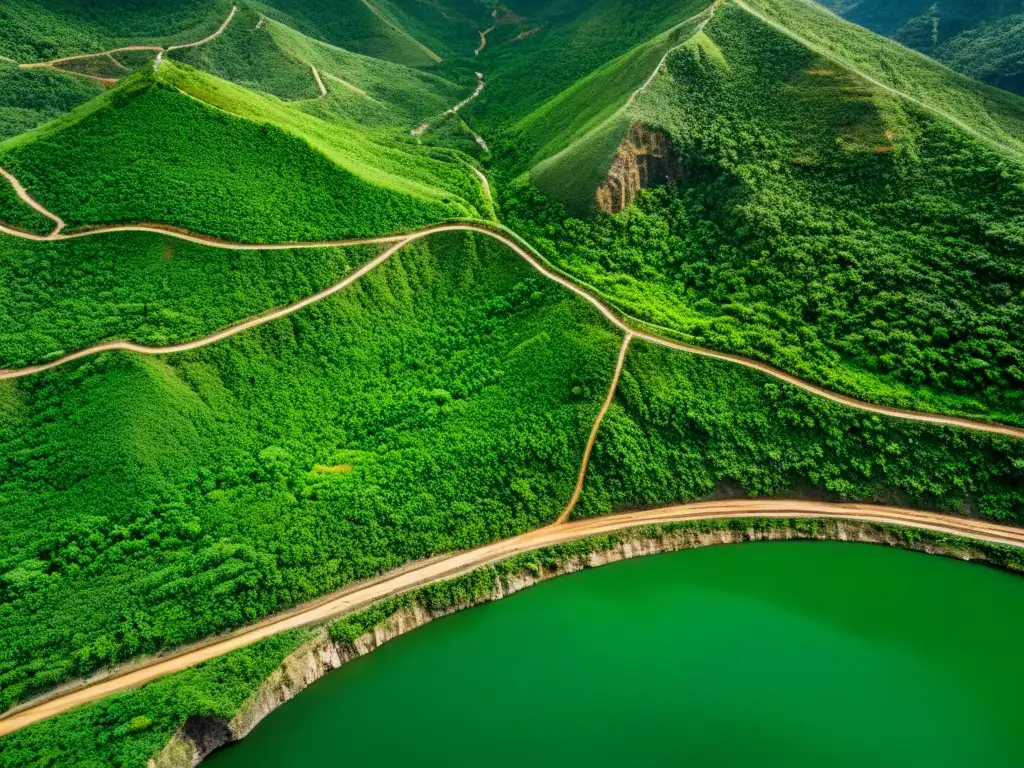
[152, 516, 1023, 768]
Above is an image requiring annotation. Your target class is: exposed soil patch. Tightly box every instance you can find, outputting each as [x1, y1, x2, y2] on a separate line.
[596, 124, 680, 214]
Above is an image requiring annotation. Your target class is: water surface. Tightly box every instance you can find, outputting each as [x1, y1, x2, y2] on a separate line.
[207, 542, 1024, 767]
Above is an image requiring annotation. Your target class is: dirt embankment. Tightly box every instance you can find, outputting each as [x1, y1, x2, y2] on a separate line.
[596, 124, 680, 214]
[149, 518, 1017, 767]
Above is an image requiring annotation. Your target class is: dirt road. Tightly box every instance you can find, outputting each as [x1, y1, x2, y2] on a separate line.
[0, 498, 1020, 738]
[558, 334, 633, 523]
[0, 208, 1020, 440]
[16, 6, 236, 70]
[0, 180, 1021, 439]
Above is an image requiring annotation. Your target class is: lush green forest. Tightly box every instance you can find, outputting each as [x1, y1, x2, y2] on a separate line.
[581, 340, 1024, 521]
[0, 63, 100, 142]
[0, 231, 621, 710]
[0, 233, 380, 368]
[172, 9, 475, 130]
[820, 0, 1024, 95]
[2, 0, 1024, 762]
[0, 64, 486, 241]
[501, 1, 1024, 426]
[0, 185, 52, 236]
[0, 0, 233, 61]
[469, 0, 711, 131]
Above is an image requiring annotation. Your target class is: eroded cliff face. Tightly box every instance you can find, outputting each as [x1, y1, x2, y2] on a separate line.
[150, 520, 997, 768]
[596, 124, 680, 214]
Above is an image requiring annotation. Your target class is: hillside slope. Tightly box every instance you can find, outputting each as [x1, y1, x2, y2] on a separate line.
[0, 62, 485, 240]
[820, 0, 1024, 95]
[172, 8, 472, 129]
[502, 0, 1024, 426]
[0, 0, 234, 61]
[0, 230, 622, 712]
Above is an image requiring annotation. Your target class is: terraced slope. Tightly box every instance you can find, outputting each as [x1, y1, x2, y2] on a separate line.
[0, 62, 485, 241]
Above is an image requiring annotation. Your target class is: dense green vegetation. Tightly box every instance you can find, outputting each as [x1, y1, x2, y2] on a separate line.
[170, 6, 325, 104]
[821, 0, 1024, 95]
[746, 0, 1024, 153]
[937, 16, 1024, 96]
[470, 0, 711, 130]
[581, 340, 1024, 521]
[0, 231, 621, 710]
[0, 63, 100, 142]
[250, 0, 444, 68]
[2, 0, 1024, 762]
[174, 10, 473, 130]
[512, 13, 707, 205]
[0, 232, 380, 368]
[0, 63, 485, 240]
[502, 0, 1024, 425]
[0, 0, 233, 62]
[0, 185, 53, 237]
[0, 629, 313, 768]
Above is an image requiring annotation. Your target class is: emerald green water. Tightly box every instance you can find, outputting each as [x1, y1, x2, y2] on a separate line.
[206, 542, 1024, 767]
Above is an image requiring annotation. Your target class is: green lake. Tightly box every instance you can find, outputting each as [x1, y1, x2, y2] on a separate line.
[205, 541, 1024, 767]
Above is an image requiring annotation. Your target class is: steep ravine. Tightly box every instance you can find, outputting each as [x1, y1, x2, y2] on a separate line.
[149, 519, 1021, 767]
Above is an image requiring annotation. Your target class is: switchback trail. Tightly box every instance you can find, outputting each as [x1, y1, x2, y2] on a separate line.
[16, 5, 237, 70]
[1, 498, 1021, 738]
[0, 173, 1022, 438]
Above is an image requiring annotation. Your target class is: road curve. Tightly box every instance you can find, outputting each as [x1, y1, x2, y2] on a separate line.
[0, 498, 1021, 738]
[0, 213, 1021, 440]
[16, 6, 237, 69]
[0, 169, 65, 235]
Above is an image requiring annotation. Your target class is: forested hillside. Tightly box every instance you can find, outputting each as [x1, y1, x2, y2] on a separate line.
[0, 63, 487, 240]
[0, 231, 621, 710]
[2, 0, 1024, 763]
[820, 0, 1024, 95]
[501, 0, 1024, 427]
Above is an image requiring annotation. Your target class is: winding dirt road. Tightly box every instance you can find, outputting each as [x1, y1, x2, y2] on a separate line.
[0, 196, 1021, 438]
[15, 6, 236, 71]
[475, 25, 496, 56]
[0, 498, 1021, 738]
[0, 168, 1022, 439]
[0, 168, 64, 235]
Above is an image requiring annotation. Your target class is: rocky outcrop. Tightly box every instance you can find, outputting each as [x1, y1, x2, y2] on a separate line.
[150, 519, 1000, 767]
[596, 124, 680, 214]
